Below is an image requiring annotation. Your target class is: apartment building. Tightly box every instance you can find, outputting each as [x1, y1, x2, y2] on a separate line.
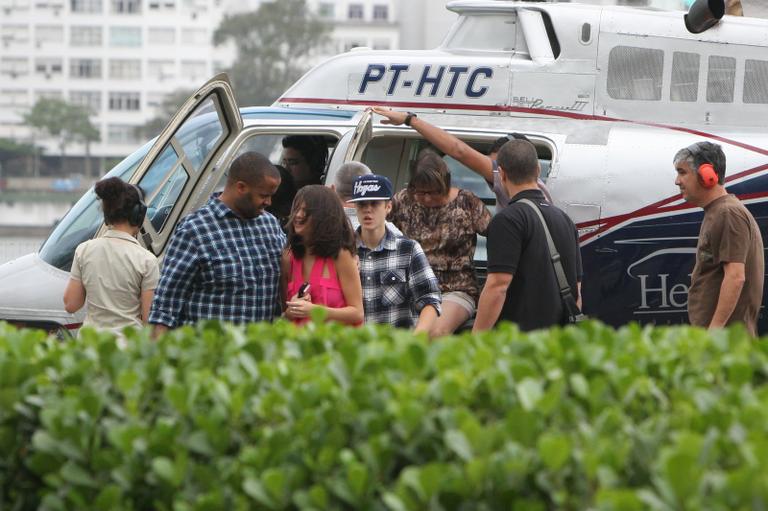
[0, 0, 232, 159]
[0, 0, 400, 162]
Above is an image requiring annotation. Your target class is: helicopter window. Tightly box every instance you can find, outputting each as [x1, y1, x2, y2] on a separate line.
[671, 52, 700, 102]
[175, 96, 225, 172]
[446, 14, 517, 52]
[607, 46, 663, 101]
[743, 59, 768, 104]
[38, 141, 151, 272]
[706, 55, 736, 103]
[136, 144, 190, 232]
[580, 23, 592, 44]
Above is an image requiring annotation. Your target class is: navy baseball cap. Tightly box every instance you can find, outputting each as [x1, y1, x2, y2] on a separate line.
[349, 174, 393, 202]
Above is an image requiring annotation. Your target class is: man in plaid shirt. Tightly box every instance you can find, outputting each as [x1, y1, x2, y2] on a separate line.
[149, 152, 286, 335]
[350, 174, 441, 333]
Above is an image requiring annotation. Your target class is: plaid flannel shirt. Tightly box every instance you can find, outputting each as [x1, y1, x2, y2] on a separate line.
[357, 226, 441, 328]
[149, 193, 286, 328]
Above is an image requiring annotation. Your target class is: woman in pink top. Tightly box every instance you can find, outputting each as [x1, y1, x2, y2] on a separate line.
[282, 185, 364, 326]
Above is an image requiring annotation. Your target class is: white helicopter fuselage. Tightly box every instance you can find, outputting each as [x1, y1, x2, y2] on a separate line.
[1, 0, 766, 331]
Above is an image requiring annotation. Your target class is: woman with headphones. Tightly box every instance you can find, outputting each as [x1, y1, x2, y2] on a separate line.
[63, 177, 159, 335]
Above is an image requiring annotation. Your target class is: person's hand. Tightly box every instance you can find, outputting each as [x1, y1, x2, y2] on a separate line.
[372, 106, 408, 125]
[285, 297, 315, 320]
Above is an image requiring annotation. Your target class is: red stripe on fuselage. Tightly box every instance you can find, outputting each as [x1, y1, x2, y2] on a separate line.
[278, 97, 768, 156]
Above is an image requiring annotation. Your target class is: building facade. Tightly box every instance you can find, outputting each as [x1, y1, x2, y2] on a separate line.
[0, 0, 400, 163]
[0, 0, 233, 160]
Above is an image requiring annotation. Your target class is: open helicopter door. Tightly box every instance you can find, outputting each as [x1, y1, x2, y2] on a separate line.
[118, 73, 244, 255]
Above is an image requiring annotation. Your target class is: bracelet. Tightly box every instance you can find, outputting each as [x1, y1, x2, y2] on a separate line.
[404, 112, 417, 127]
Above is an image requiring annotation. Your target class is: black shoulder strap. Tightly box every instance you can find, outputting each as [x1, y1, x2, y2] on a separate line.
[519, 199, 584, 322]
[519, 199, 571, 299]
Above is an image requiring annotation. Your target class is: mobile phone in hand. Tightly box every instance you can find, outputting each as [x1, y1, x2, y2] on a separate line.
[297, 282, 310, 298]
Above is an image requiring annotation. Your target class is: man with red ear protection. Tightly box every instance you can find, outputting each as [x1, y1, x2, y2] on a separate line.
[673, 141, 764, 335]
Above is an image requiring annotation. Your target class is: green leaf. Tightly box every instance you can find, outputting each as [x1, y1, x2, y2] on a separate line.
[94, 484, 122, 510]
[537, 433, 571, 471]
[516, 378, 544, 411]
[116, 370, 139, 394]
[151, 456, 176, 485]
[243, 476, 274, 507]
[263, 467, 288, 504]
[347, 461, 369, 499]
[308, 484, 329, 508]
[382, 492, 408, 511]
[596, 488, 644, 511]
[61, 461, 98, 488]
[407, 343, 426, 370]
[32, 430, 59, 455]
[165, 383, 188, 412]
[569, 373, 589, 398]
[445, 429, 473, 461]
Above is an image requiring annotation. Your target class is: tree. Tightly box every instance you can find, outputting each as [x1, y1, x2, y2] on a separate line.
[134, 89, 194, 141]
[23, 98, 100, 174]
[0, 138, 41, 178]
[213, 0, 331, 106]
[68, 106, 101, 178]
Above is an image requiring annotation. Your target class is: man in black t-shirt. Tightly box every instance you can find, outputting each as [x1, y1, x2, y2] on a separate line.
[473, 140, 582, 332]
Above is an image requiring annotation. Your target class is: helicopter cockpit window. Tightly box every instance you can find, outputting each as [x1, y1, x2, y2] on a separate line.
[138, 145, 187, 231]
[38, 141, 152, 272]
[445, 14, 517, 52]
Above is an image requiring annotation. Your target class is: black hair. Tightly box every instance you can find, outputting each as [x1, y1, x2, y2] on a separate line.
[496, 139, 540, 185]
[266, 165, 297, 227]
[408, 149, 451, 197]
[94, 177, 142, 225]
[281, 135, 328, 181]
[287, 185, 356, 259]
[489, 133, 530, 155]
[227, 151, 280, 186]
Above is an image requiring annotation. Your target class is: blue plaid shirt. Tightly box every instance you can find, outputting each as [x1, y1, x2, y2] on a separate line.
[357, 226, 441, 328]
[149, 193, 286, 327]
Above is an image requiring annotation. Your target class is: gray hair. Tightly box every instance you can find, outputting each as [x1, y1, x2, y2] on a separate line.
[334, 161, 372, 200]
[673, 147, 696, 169]
[673, 141, 726, 185]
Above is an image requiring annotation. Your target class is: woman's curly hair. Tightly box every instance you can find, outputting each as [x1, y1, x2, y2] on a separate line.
[287, 185, 355, 259]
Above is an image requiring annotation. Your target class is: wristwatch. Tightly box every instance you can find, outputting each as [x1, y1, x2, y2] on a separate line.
[404, 112, 417, 126]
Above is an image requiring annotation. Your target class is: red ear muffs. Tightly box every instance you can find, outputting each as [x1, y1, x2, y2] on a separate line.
[698, 163, 718, 188]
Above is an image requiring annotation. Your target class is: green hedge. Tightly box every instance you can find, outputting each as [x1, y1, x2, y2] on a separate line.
[1, 318, 767, 510]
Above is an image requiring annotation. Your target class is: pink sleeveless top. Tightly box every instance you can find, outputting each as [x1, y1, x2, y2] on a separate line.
[288, 252, 348, 325]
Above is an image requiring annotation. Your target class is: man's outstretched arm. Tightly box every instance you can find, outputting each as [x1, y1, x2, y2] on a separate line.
[373, 107, 494, 182]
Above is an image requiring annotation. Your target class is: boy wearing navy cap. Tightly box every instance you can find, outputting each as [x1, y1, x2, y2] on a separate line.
[350, 174, 442, 333]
